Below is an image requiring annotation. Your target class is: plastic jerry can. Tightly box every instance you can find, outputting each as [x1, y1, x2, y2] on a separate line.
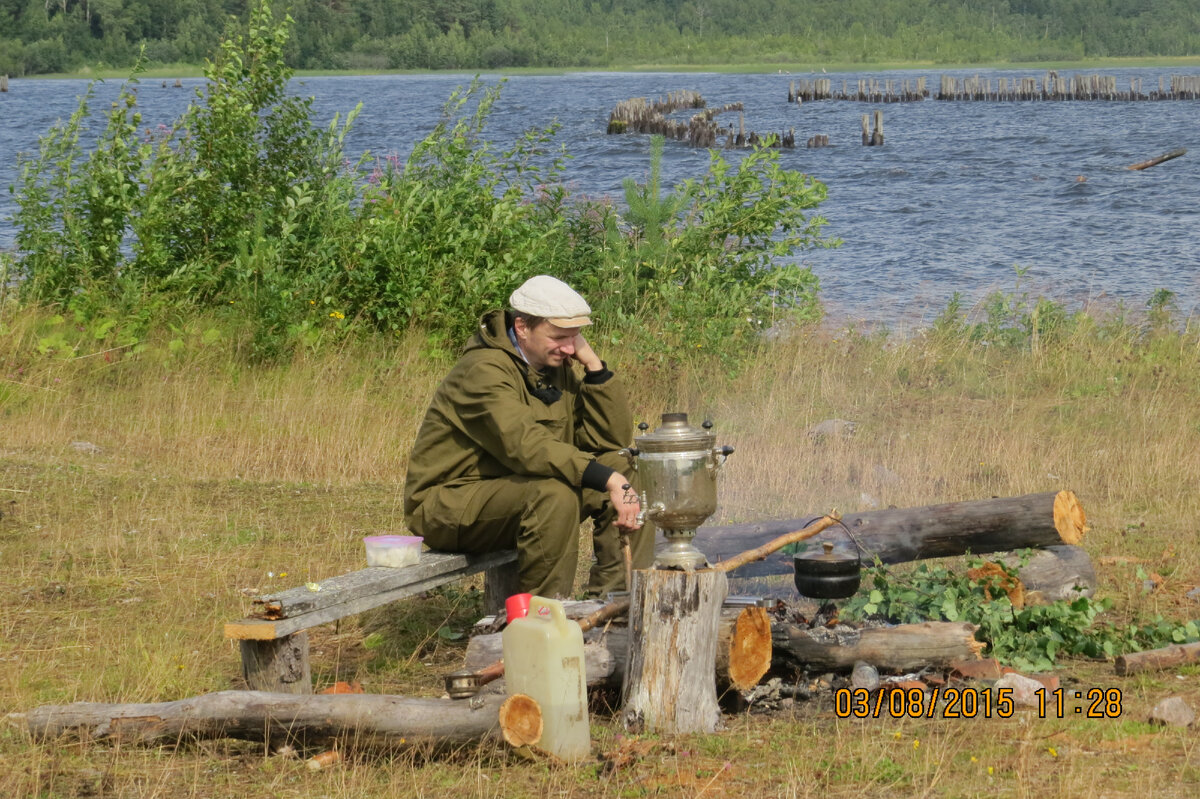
[501, 595, 590, 761]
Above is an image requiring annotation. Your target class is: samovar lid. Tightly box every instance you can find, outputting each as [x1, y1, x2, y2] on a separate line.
[634, 412, 715, 452]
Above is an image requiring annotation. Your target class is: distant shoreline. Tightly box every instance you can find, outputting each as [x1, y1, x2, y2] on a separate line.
[18, 55, 1200, 81]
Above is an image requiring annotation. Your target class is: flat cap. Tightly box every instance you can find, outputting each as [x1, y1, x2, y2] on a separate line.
[509, 275, 592, 327]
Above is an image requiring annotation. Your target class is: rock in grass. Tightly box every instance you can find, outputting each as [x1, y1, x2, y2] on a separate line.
[851, 661, 880, 691]
[1149, 696, 1195, 728]
[806, 419, 857, 441]
[995, 672, 1045, 708]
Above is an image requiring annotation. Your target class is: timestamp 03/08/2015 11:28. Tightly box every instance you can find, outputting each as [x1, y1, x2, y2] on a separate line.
[834, 686, 1124, 720]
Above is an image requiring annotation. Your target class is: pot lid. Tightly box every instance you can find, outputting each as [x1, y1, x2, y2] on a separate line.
[634, 412, 716, 452]
[794, 541, 861, 575]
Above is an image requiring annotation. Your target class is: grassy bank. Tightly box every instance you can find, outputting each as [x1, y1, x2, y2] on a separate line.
[28, 54, 1200, 81]
[2, 303, 1199, 797]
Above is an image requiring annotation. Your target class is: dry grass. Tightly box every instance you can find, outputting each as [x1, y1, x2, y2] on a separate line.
[2, 305, 1200, 797]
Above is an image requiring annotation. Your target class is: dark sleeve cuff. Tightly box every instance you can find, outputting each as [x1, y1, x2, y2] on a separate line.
[583, 360, 614, 384]
[582, 459, 615, 492]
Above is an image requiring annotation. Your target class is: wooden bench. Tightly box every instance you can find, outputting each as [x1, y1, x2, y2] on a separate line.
[224, 550, 519, 693]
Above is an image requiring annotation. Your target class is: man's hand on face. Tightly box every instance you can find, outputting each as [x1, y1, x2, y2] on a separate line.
[606, 472, 642, 531]
[569, 333, 603, 373]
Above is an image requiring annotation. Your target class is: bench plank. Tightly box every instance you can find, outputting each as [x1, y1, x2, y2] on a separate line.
[249, 550, 518, 619]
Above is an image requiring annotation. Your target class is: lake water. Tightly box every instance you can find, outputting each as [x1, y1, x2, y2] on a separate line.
[2, 69, 1199, 327]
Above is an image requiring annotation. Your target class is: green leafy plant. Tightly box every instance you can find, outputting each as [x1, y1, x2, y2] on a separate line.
[841, 555, 1200, 672]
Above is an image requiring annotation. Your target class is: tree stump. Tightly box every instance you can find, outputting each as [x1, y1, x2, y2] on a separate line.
[622, 568, 728, 734]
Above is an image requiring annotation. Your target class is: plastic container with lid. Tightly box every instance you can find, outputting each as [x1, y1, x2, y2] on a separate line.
[500, 596, 590, 761]
[363, 535, 422, 568]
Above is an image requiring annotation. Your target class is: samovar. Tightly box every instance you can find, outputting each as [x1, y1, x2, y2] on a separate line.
[623, 413, 735, 569]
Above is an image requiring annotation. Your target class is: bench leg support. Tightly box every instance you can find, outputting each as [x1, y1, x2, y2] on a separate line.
[483, 559, 521, 615]
[239, 632, 312, 694]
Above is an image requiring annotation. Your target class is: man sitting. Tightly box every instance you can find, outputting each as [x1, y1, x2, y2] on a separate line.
[404, 275, 652, 597]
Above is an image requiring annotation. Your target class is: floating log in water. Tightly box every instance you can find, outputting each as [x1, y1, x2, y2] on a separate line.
[1127, 148, 1186, 171]
[788, 72, 1199, 103]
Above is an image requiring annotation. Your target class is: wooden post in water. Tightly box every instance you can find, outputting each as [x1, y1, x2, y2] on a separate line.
[871, 110, 884, 146]
[1, 75, 8, 92]
[861, 114, 870, 145]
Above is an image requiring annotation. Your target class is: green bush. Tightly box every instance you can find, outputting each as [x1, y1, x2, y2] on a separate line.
[10, 0, 831, 365]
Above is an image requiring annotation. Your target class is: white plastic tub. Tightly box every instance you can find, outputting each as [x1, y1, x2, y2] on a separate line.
[363, 535, 423, 568]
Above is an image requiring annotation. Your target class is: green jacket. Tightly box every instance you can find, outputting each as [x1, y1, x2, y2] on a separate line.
[404, 310, 633, 518]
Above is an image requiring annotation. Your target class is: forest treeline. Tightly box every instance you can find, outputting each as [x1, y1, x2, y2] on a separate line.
[1, 0, 1198, 77]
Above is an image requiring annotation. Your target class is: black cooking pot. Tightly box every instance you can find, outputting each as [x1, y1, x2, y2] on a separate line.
[793, 541, 862, 599]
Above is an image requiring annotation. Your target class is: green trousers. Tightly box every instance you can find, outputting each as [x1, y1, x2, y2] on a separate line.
[409, 451, 655, 598]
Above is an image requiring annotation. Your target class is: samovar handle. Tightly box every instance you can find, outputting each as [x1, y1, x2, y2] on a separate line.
[709, 445, 735, 471]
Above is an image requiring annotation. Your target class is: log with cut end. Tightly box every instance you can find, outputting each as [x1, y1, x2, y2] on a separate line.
[697, 490, 1088, 578]
[622, 568, 728, 734]
[19, 690, 531, 747]
[463, 606, 772, 693]
[991, 545, 1096, 604]
[716, 606, 774, 690]
[1114, 642, 1200, 677]
[497, 694, 542, 747]
[772, 621, 985, 672]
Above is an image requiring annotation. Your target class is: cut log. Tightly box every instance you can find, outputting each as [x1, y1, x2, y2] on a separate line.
[992, 545, 1096, 604]
[20, 690, 521, 746]
[716, 606, 773, 690]
[622, 568, 728, 734]
[1126, 148, 1185, 171]
[463, 607, 772, 693]
[1114, 642, 1200, 677]
[772, 621, 985, 672]
[497, 695, 543, 747]
[697, 490, 1087, 578]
